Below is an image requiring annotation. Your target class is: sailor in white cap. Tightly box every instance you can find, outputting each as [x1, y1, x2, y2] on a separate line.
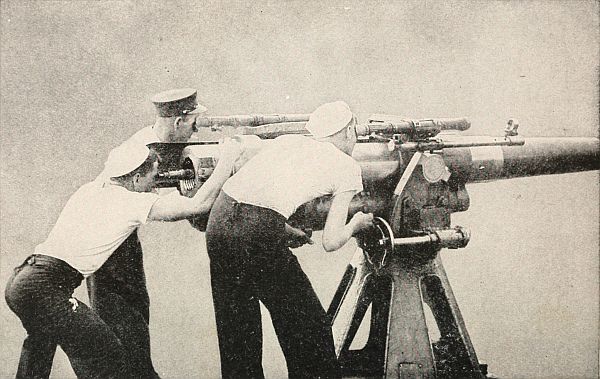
[205, 101, 374, 378]
[81, 88, 208, 378]
[5, 138, 240, 378]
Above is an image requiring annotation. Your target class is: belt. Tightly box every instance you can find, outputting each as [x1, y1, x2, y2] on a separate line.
[21, 254, 84, 286]
[222, 191, 287, 223]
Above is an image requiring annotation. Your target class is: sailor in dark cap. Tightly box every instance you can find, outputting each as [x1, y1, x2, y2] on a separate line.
[148, 88, 207, 142]
[84, 88, 207, 378]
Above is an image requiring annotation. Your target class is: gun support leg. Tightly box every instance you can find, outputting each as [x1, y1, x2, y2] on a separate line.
[327, 247, 373, 357]
[327, 248, 392, 377]
[329, 251, 485, 378]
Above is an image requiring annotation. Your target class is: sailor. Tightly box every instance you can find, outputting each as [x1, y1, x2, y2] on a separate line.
[5, 137, 239, 377]
[86, 88, 206, 378]
[205, 101, 374, 378]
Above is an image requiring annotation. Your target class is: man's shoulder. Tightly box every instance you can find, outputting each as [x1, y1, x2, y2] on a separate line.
[63, 180, 110, 209]
[79, 180, 157, 201]
[272, 134, 309, 146]
[105, 182, 159, 200]
[318, 141, 359, 164]
[125, 125, 160, 146]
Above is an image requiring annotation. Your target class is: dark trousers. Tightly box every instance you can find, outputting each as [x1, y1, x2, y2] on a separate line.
[86, 231, 159, 379]
[206, 191, 340, 379]
[5, 254, 128, 378]
[9, 233, 158, 379]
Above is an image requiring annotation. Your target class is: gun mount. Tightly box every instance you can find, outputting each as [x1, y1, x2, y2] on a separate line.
[151, 113, 599, 378]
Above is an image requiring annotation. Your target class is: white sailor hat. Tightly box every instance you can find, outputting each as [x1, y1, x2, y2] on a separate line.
[305, 101, 353, 138]
[100, 143, 151, 178]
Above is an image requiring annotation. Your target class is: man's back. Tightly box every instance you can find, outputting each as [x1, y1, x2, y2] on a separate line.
[35, 179, 159, 276]
[223, 134, 363, 218]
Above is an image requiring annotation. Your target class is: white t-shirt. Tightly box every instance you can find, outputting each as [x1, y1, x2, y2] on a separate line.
[223, 135, 363, 218]
[35, 180, 159, 276]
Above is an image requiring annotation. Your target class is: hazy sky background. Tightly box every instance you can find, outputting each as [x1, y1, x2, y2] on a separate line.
[1, 1, 598, 378]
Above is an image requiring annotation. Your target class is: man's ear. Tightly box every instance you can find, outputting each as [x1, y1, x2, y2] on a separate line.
[346, 124, 354, 138]
[132, 173, 142, 190]
[173, 116, 183, 130]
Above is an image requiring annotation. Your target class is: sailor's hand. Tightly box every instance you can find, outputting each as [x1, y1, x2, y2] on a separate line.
[351, 212, 374, 233]
[284, 224, 314, 248]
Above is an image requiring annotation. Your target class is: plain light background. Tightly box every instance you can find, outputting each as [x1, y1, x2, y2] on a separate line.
[1, 1, 598, 378]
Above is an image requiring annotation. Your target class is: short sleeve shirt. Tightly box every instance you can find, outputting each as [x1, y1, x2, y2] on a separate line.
[35, 181, 159, 276]
[223, 135, 363, 218]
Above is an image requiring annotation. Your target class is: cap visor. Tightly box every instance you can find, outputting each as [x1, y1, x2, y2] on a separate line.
[184, 104, 208, 115]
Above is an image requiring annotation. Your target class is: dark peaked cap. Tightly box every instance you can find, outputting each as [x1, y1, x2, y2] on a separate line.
[151, 88, 207, 117]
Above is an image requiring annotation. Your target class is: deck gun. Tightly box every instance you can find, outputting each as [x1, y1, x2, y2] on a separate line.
[151, 113, 598, 378]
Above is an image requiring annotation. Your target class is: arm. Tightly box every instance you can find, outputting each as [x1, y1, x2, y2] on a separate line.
[147, 140, 239, 221]
[321, 191, 373, 252]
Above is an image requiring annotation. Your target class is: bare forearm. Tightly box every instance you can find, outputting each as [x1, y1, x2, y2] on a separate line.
[321, 191, 372, 252]
[189, 159, 233, 213]
[322, 218, 360, 252]
[148, 160, 233, 222]
[148, 138, 240, 222]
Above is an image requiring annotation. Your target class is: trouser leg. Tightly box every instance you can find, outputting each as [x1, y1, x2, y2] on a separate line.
[16, 334, 56, 379]
[6, 263, 128, 379]
[6, 261, 57, 379]
[207, 193, 266, 379]
[16, 314, 125, 379]
[209, 259, 265, 379]
[92, 292, 156, 378]
[54, 300, 128, 379]
[207, 191, 340, 379]
[256, 252, 341, 379]
[86, 231, 159, 378]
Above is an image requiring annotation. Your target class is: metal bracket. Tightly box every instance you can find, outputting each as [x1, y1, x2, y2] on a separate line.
[394, 151, 423, 196]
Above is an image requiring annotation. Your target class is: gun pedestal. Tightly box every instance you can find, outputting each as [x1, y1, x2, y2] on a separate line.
[328, 147, 491, 378]
[328, 219, 486, 378]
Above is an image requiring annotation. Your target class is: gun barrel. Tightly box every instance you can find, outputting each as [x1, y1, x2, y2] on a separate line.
[443, 137, 600, 182]
[194, 114, 310, 128]
[174, 136, 598, 231]
[290, 137, 598, 230]
[171, 136, 598, 187]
